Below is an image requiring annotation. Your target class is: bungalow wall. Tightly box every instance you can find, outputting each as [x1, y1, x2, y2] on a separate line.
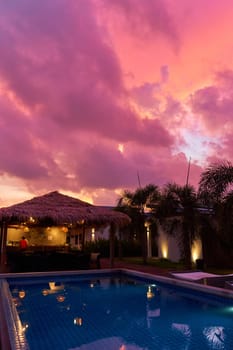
[7, 225, 67, 247]
[157, 224, 203, 263]
[7, 224, 117, 250]
[69, 224, 111, 249]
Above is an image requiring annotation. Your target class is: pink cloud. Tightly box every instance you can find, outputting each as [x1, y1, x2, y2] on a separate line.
[103, 0, 180, 50]
[190, 70, 233, 131]
[188, 69, 233, 165]
[0, 0, 232, 206]
[190, 84, 233, 131]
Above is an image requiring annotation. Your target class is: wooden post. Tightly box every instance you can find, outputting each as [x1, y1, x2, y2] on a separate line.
[81, 221, 85, 251]
[118, 227, 123, 260]
[109, 223, 116, 268]
[0, 222, 8, 272]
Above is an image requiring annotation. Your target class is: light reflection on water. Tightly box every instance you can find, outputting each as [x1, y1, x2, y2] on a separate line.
[9, 275, 233, 350]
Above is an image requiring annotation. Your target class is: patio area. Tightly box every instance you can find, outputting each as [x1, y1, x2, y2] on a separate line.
[6, 248, 92, 272]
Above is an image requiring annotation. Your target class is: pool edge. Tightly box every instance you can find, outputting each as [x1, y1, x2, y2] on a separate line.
[0, 284, 12, 350]
[119, 268, 233, 299]
[1, 267, 233, 349]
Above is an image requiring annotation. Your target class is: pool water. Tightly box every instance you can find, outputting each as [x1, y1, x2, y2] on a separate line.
[8, 273, 233, 350]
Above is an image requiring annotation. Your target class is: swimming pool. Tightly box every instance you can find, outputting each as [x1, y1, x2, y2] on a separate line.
[1, 269, 233, 350]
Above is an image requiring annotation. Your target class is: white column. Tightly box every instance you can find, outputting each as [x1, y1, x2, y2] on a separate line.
[147, 225, 152, 258]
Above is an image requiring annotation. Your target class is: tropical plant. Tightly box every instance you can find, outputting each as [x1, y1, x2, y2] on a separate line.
[117, 184, 160, 263]
[156, 183, 199, 269]
[118, 184, 161, 211]
[198, 161, 233, 266]
[199, 161, 233, 204]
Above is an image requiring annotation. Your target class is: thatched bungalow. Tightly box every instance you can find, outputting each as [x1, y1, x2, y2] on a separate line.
[0, 191, 130, 272]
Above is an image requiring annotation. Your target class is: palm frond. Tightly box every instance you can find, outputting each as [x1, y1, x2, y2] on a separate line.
[199, 161, 233, 203]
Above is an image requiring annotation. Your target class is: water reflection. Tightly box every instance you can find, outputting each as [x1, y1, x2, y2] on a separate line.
[147, 285, 154, 299]
[73, 317, 83, 326]
[49, 281, 64, 291]
[42, 281, 65, 296]
[203, 326, 225, 349]
[19, 290, 26, 299]
[68, 336, 144, 349]
[56, 294, 66, 302]
[9, 276, 233, 350]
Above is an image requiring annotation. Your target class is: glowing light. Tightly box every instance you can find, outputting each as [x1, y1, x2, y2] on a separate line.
[42, 289, 49, 296]
[146, 227, 150, 238]
[192, 250, 198, 262]
[22, 324, 29, 332]
[191, 240, 202, 262]
[147, 285, 154, 299]
[74, 317, 83, 326]
[19, 290, 26, 299]
[91, 227, 95, 241]
[56, 295, 65, 302]
[49, 281, 64, 291]
[161, 243, 168, 259]
[222, 306, 233, 314]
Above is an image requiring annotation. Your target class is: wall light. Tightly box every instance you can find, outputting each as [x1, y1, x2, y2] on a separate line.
[91, 227, 95, 242]
[161, 242, 168, 259]
[191, 240, 202, 262]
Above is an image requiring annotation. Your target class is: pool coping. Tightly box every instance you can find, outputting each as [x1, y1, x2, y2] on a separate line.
[120, 268, 233, 299]
[1, 267, 233, 350]
[0, 283, 12, 350]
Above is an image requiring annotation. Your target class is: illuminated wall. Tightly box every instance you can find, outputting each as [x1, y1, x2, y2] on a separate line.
[157, 225, 180, 261]
[157, 224, 203, 262]
[191, 239, 203, 262]
[7, 226, 67, 246]
[7, 223, 113, 248]
[7, 226, 24, 246]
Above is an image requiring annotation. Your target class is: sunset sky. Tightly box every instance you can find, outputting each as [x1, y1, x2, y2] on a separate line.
[0, 0, 233, 207]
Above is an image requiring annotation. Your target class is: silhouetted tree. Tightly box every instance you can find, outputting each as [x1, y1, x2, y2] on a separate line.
[157, 183, 199, 269]
[117, 184, 160, 264]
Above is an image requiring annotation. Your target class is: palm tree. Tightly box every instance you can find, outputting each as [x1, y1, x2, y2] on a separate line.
[199, 161, 233, 204]
[118, 184, 161, 211]
[198, 161, 233, 267]
[156, 183, 199, 269]
[117, 184, 160, 263]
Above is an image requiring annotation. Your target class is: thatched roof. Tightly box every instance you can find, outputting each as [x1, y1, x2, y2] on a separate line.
[0, 191, 130, 227]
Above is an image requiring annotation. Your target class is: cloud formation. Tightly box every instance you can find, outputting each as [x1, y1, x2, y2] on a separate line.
[0, 0, 233, 205]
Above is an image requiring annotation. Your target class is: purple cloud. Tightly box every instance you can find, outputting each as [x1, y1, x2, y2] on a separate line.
[103, 0, 180, 50]
[1, 0, 232, 206]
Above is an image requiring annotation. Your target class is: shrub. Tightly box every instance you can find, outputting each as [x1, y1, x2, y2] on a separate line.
[84, 238, 143, 258]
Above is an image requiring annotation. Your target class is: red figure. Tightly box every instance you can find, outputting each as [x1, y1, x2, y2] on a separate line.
[20, 236, 28, 249]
